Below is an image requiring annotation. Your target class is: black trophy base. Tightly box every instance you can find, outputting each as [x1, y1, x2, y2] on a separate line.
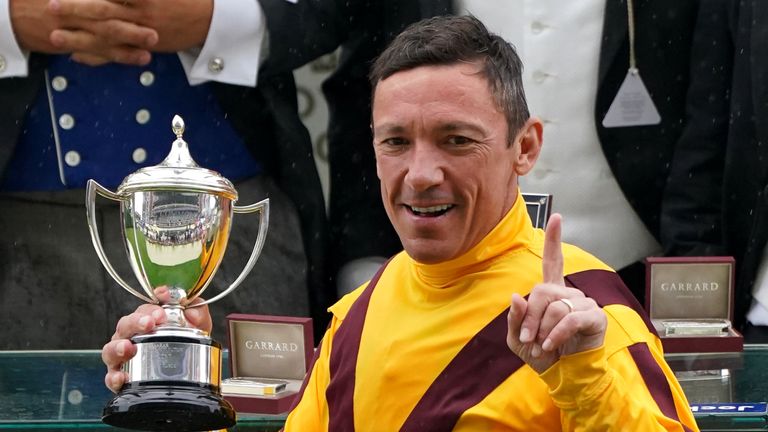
[102, 382, 236, 431]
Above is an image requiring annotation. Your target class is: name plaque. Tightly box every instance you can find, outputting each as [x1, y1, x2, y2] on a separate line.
[691, 403, 768, 416]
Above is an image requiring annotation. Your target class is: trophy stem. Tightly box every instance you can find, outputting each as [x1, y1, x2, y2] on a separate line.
[162, 305, 188, 329]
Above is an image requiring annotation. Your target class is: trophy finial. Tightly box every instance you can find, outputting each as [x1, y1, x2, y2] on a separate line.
[172, 115, 185, 138]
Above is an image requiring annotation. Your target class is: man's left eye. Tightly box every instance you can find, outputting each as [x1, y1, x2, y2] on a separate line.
[447, 136, 474, 145]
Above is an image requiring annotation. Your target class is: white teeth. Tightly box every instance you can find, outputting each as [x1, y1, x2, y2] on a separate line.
[410, 204, 452, 213]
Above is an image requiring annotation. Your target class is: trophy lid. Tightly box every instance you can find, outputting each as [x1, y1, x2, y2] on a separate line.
[116, 115, 238, 200]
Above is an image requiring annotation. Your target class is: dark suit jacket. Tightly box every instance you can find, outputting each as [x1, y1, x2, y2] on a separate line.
[662, 0, 768, 328]
[596, 0, 699, 241]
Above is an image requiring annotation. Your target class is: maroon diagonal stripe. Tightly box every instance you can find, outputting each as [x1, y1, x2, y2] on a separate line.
[566, 269, 657, 336]
[399, 308, 524, 432]
[628, 343, 695, 432]
[326, 260, 391, 432]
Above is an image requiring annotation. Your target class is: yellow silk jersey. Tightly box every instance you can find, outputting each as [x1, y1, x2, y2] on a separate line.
[285, 195, 699, 431]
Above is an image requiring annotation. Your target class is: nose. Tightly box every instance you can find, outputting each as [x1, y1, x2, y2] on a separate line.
[403, 143, 444, 192]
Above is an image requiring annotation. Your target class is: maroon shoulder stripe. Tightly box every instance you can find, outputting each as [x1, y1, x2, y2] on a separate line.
[566, 269, 657, 336]
[628, 343, 695, 432]
[399, 308, 524, 432]
[326, 260, 391, 432]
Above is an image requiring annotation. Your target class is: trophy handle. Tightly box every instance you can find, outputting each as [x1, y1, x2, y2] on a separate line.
[86, 180, 155, 304]
[193, 198, 270, 308]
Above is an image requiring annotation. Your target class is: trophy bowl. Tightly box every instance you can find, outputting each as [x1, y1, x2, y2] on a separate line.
[87, 116, 269, 431]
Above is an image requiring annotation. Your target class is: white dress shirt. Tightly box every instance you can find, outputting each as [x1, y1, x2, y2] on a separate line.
[457, 0, 661, 269]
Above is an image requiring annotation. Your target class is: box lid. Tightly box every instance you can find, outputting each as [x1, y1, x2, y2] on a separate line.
[225, 314, 313, 381]
[645, 257, 735, 321]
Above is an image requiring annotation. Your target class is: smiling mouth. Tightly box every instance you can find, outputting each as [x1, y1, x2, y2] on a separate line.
[407, 204, 454, 217]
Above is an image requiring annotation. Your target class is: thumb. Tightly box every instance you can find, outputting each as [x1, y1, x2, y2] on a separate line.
[542, 213, 564, 285]
[184, 299, 213, 334]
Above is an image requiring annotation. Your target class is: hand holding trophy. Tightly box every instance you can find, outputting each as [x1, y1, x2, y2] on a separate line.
[87, 116, 269, 431]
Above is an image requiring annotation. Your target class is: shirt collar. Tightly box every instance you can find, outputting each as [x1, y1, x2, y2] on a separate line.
[411, 190, 535, 287]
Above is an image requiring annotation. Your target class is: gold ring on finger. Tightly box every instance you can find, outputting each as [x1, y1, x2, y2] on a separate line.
[559, 298, 575, 313]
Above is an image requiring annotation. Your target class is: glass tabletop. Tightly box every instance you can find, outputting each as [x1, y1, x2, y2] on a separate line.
[2, 346, 768, 430]
[0, 350, 284, 431]
[666, 344, 768, 431]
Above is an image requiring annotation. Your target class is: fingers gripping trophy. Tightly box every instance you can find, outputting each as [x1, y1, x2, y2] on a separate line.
[86, 116, 269, 431]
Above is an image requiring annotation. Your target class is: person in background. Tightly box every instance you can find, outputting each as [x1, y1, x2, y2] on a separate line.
[0, 0, 448, 348]
[456, 0, 699, 303]
[103, 16, 698, 431]
[661, 0, 768, 339]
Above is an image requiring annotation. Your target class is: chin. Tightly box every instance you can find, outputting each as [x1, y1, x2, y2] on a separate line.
[403, 244, 455, 265]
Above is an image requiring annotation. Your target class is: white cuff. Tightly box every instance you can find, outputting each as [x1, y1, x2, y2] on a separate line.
[747, 299, 768, 326]
[178, 0, 265, 87]
[0, 0, 30, 78]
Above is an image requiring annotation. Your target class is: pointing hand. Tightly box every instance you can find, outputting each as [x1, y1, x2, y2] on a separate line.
[505, 213, 607, 373]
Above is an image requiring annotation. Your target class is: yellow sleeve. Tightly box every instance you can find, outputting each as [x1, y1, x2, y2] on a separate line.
[539, 311, 699, 431]
[282, 317, 339, 432]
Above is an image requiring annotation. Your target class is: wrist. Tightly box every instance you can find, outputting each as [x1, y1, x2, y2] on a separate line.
[9, 0, 59, 52]
[149, 0, 213, 52]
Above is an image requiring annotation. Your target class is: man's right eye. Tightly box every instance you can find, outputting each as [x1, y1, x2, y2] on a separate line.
[382, 137, 409, 146]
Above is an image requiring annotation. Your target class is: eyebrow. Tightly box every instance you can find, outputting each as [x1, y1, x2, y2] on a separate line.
[372, 123, 406, 137]
[436, 121, 487, 135]
[373, 121, 487, 137]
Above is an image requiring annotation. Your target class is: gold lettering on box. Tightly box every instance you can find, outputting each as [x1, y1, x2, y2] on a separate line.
[243, 340, 300, 352]
[660, 282, 719, 291]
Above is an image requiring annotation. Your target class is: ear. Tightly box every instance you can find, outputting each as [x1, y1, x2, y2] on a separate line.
[512, 117, 543, 176]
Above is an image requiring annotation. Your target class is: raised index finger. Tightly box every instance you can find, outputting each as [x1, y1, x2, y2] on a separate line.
[542, 213, 564, 286]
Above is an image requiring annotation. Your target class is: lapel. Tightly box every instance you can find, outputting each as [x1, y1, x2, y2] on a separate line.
[0, 54, 48, 175]
[751, 1, 768, 153]
[598, 0, 629, 85]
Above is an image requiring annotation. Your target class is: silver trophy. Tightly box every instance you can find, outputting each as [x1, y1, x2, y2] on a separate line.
[86, 115, 269, 431]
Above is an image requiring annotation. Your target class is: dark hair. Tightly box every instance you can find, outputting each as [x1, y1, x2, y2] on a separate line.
[369, 15, 530, 139]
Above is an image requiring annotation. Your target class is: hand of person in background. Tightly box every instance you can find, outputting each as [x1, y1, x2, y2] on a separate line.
[9, 0, 159, 65]
[506, 213, 608, 373]
[101, 295, 212, 393]
[47, 0, 213, 65]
